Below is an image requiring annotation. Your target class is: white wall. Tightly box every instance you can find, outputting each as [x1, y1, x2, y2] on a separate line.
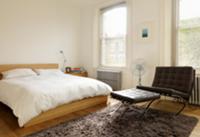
[0, 0, 172, 88]
[79, 0, 172, 89]
[132, 0, 161, 87]
[0, 0, 81, 67]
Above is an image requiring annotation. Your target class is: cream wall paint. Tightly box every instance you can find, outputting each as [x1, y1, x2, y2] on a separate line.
[79, 0, 172, 89]
[0, 0, 172, 88]
[0, 0, 81, 67]
[131, 0, 161, 87]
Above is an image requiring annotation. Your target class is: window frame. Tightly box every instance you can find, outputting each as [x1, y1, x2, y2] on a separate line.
[172, 0, 179, 66]
[99, 2, 128, 68]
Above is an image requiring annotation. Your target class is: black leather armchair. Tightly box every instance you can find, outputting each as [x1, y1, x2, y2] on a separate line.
[137, 66, 195, 115]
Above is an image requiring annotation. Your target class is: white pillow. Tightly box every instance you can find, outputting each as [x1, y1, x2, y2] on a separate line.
[35, 69, 63, 75]
[2, 68, 37, 79]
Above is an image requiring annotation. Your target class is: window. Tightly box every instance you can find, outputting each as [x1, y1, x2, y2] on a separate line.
[100, 3, 127, 67]
[177, 0, 200, 69]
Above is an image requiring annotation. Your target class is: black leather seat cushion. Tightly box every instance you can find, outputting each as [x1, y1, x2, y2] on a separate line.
[111, 89, 160, 104]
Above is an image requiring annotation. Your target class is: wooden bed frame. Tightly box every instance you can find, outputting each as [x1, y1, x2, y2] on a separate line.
[0, 64, 108, 128]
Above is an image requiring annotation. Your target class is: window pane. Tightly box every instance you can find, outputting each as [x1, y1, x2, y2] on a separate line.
[102, 7, 127, 38]
[101, 38, 126, 67]
[178, 0, 200, 68]
[101, 5, 127, 67]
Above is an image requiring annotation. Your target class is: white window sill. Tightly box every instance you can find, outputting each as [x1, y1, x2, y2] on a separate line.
[97, 65, 127, 71]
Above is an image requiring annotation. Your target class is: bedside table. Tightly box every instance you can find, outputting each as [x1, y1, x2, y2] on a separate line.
[65, 71, 88, 77]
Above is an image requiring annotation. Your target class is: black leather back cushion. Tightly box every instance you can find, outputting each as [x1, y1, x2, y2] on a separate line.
[152, 67, 195, 94]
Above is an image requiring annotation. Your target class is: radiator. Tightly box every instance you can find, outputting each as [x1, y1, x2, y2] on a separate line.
[189, 76, 200, 105]
[97, 69, 122, 91]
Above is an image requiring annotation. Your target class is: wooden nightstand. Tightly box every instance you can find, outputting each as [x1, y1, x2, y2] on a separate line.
[65, 71, 88, 77]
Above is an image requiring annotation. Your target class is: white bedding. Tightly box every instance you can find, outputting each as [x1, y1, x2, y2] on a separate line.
[0, 74, 112, 127]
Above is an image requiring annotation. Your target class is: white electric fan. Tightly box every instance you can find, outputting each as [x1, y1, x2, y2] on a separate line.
[131, 59, 146, 86]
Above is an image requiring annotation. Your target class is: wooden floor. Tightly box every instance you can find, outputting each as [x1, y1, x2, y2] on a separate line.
[1, 98, 200, 137]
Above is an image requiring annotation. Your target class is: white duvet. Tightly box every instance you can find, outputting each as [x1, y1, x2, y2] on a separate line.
[0, 74, 112, 127]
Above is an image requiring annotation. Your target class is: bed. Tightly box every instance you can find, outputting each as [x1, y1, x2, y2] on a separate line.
[0, 64, 112, 128]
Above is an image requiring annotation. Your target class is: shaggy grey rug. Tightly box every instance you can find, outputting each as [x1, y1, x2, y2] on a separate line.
[26, 104, 198, 137]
